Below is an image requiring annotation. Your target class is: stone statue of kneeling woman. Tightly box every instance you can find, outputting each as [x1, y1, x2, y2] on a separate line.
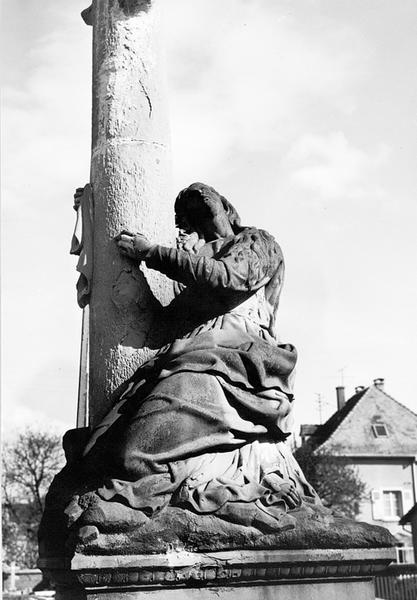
[40, 183, 322, 555]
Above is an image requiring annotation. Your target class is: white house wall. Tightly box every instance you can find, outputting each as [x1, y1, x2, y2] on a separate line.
[346, 458, 415, 540]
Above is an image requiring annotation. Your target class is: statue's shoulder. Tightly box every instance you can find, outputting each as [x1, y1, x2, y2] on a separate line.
[218, 227, 283, 286]
[233, 227, 283, 263]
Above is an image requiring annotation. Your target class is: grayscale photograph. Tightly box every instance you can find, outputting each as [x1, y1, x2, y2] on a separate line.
[2, 1, 416, 599]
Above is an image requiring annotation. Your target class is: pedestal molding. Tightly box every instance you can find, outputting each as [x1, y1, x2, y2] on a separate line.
[39, 547, 395, 590]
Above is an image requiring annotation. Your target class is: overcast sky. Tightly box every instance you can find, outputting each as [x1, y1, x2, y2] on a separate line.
[2, 0, 417, 439]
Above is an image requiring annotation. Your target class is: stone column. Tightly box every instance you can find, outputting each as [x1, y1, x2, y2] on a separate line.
[86, 0, 173, 425]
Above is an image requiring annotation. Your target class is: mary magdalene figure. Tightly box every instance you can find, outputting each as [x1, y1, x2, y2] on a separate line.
[66, 182, 318, 532]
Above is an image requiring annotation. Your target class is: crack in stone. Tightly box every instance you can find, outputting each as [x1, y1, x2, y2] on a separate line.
[91, 138, 166, 159]
[139, 79, 153, 117]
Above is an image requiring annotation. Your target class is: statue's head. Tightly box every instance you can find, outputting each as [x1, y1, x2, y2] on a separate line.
[175, 183, 241, 241]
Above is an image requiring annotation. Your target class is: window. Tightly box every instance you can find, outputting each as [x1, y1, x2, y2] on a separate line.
[371, 488, 412, 521]
[396, 546, 416, 564]
[382, 490, 403, 519]
[372, 423, 388, 437]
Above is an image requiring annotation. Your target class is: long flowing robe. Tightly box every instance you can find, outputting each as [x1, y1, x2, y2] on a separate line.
[85, 227, 318, 521]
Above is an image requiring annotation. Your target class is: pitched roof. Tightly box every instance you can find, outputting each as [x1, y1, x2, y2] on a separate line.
[306, 385, 417, 457]
[399, 503, 417, 525]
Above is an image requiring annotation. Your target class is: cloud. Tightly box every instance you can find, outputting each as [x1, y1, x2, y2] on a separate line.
[2, 400, 70, 442]
[285, 131, 390, 199]
[2, 4, 91, 435]
[162, 0, 370, 187]
[2, 28, 91, 210]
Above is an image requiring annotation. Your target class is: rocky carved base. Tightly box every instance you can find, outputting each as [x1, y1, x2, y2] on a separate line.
[39, 431, 396, 600]
[41, 494, 395, 557]
[39, 428, 396, 560]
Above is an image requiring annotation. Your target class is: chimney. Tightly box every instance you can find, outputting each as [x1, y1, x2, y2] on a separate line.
[355, 385, 365, 394]
[336, 386, 345, 411]
[373, 378, 384, 391]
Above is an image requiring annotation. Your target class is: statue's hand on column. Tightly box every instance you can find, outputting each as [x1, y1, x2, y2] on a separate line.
[116, 231, 154, 261]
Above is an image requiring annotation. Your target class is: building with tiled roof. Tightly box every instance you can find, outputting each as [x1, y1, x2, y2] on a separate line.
[300, 378, 417, 562]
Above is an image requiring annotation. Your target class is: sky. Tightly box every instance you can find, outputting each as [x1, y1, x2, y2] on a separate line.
[2, 0, 417, 439]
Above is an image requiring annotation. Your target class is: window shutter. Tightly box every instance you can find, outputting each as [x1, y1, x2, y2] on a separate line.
[402, 489, 413, 514]
[371, 489, 384, 520]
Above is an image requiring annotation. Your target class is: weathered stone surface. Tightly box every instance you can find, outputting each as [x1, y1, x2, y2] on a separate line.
[53, 581, 377, 600]
[118, 0, 152, 17]
[87, 0, 173, 426]
[69, 506, 394, 556]
[40, 183, 397, 561]
[41, 8, 397, 594]
[40, 468, 394, 558]
[39, 547, 394, 599]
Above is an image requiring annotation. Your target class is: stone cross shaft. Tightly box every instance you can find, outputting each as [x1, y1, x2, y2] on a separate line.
[83, 0, 173, 426]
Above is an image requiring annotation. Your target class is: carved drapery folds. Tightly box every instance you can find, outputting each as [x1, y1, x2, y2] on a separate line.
[40, 184, 395, 559]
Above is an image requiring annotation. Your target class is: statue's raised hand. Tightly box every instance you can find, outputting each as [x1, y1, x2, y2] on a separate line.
[116, 231, 153, 261]
[176, 230, 205, 254]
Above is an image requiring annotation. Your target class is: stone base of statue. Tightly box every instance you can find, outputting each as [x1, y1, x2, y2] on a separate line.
[39, 547, 394, 600]
[41, 183, 396, 599]
[39, 426, 396, 600]
[39, 486, 395, 600]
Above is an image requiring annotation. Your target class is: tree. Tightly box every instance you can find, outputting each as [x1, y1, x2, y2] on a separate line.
[2, 429, 64, 567]
[294, 443, 366, 519]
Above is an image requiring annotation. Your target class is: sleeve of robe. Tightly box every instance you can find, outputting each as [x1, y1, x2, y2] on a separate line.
[144, 228, 283, 293]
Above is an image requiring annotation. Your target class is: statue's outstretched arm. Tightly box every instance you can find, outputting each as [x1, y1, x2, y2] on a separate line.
[144, 230, 281, 294]
[115, 228, 282, 297]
